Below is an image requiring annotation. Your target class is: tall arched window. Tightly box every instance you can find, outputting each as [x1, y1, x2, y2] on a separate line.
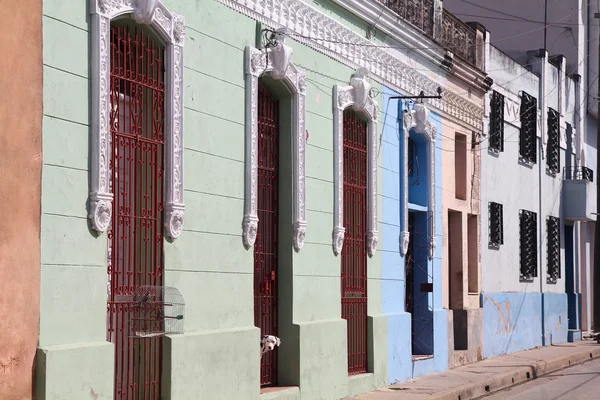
[106, 21, 166, 399]
[341, 109, 369, 374]
[89, 2, 185, 399]
[254, 81, 280, 386]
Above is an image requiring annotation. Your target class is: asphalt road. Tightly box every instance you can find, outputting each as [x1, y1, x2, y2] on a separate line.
[481, 357, 600, 400]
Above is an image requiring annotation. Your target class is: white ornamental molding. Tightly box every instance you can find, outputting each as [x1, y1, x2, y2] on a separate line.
[89, 0, 185, 239]
[215, 0, 483, 130]
[332, 68, 379, 257]
[242, 29, 307, 251]
[400, 103, 437, 260]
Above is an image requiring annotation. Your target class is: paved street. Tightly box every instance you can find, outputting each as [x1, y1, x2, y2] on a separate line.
[482, 358, 600, 400]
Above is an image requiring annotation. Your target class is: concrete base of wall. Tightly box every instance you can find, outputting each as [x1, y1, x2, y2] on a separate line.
[36, 341, 114, 400]
[448, 308, 484, 368]
[387, 309, 450, 383]
[412, 309, 449, 378]
[163, 316, 388, 400]
[482, 293, 568, 359]
[543, 293, 568, 345]
[346, 314, 388, 397]
[387, 312, 413, 384]
[568, 330, 583, 342]
[162, 326, 260, 400]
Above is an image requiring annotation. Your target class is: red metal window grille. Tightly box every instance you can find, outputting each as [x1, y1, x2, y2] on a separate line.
[107, 22, 166, 400]
[341, 109, 368, 375]
[254, 81, 280, 387]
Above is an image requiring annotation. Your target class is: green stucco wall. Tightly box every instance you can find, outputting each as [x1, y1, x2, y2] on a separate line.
[38, 0, 388, 398]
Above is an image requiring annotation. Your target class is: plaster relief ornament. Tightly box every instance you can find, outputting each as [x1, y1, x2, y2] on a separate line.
[414, 103, 431, 137]
[243, 29, 307, 251]
[400, 230, 410, 257]
[90, 0, 186, 239]
[403, 109, 416, 132]
[332, 68, 379, 257]
[399, 102, 436, 260]
[132, 0, 159, 24]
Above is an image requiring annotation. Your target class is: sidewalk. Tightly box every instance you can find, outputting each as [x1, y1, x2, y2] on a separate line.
[351, 340, 600, 400]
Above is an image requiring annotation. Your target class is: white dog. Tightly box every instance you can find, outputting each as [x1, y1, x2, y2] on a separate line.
[260, 335, 281, 359]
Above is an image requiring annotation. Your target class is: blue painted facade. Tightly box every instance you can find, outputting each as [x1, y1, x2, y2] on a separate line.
[481, 292, 568, 358]
[382, 87, 447, 384]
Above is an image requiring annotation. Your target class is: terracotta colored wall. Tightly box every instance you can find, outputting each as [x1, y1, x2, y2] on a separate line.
[0, 0, 42, 398]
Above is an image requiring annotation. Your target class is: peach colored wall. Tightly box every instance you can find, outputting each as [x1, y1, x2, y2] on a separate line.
[0, 0, 42, 398]
[441, 78, 484, 311]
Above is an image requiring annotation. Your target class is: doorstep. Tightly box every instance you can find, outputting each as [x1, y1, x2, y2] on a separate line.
[350, 340, 600, 400]
[260, 386, 300, 400]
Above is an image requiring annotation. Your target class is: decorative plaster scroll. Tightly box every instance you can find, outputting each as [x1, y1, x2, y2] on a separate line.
[401, 103, 436, 260]
[89, 0, 185, 239]
[242, 29, 307, 252]
[332, 68, 379, 257]
[215, 0, 483, 130]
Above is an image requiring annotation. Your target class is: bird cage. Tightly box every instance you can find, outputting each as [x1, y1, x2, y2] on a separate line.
[128, 286, 185, 338]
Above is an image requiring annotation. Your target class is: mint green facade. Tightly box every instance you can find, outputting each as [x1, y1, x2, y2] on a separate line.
[37, 0, 389, 399]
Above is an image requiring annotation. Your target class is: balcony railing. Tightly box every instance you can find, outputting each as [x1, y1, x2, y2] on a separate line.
[378, 0, 478, 66]
[563, 166, 594, 182]
[378, 0, 435, 36]
[440, 9, 476, 64]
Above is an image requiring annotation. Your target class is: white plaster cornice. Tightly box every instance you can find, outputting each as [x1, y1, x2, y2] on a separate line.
[89, 0, 185, 239]
[332, 68, 379, 257]
[330, 0, 448, 70]
[215, 0, 484, 130]
[242, 29, 307, 252]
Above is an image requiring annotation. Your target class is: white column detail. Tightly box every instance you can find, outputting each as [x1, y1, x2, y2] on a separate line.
[242, 29, 307, 252]
[403, 103, 437, 260]
[332, 68, 379, 257]
[89, 0, 186, 239]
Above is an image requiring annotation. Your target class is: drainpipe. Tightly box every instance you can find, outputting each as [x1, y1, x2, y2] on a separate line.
[538, 49, 548, 347]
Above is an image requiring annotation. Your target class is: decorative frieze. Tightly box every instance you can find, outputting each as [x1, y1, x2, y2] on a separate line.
[216, 0, 483, 129]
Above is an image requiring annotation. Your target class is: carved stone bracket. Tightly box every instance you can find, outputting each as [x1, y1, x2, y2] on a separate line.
[243, 29, 307, 251]
[89, 0, 185, 239]
[400, 102, 436, 260]
[332, 68, 379, 257]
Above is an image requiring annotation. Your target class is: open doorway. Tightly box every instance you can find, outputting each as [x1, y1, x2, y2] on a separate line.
[406, 211, 434, 357]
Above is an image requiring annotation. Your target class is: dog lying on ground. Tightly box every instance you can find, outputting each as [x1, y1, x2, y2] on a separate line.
[260, 335, 281, 359]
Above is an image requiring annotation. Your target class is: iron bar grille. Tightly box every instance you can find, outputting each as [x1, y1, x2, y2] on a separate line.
[378, 0, 434, 36]
[546, 216, 561, 284]
[519, 210, 538, 281]
[107, 22, 165, 400]
[441, 9, 476, 65]
[408, 137, 415, 176]
[341, 108, 368, 375]
[519, 91, 537, 164]
[563, 166, 594, 182]
[254, 82, 280, 387]
[488, 202, 504, 248]
[547, 108, 560, 175]
[489, 91, 505, 153]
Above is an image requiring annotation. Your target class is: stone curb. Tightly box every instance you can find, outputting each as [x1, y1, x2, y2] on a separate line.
[428, 346, 600, 400]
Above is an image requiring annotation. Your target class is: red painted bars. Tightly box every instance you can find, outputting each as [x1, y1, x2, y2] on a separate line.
[341, 109, 368, 375]
[107, 23, 165, 400]
[254, 82, 280, 386]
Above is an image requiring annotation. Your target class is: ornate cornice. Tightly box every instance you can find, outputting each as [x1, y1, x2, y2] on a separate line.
[242, 30, 307, 251]
[89, 0, 185, 239]
[332, 69, 379, 257]
[215, 0, 483, 129]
